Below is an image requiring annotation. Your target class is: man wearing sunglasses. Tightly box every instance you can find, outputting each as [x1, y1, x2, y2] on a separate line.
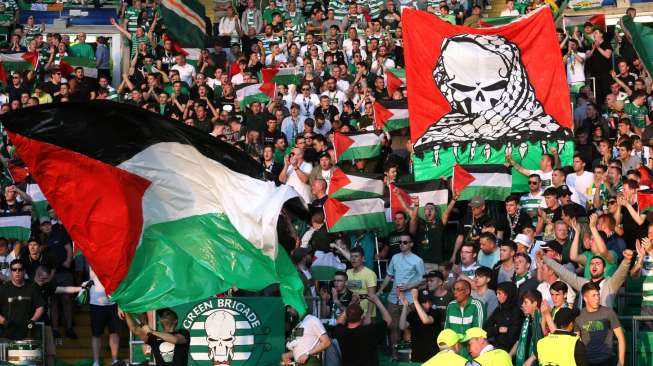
[0, 259, 45, 340]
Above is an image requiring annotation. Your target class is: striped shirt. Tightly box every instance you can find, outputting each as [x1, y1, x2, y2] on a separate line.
[130, 34, 149, 58]
[368, 0, 384, 19]
[641, 255, 653, 306]
[1, 0, 17, 12]
[124, 6, 141, 33]
[258, 35, 282, 53]
[444, 298, 485, 335]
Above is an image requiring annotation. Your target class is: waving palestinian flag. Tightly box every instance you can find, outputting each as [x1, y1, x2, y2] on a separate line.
[328, 168, 384, 200]
[404, 8, 574, 192]
[333, 131, 382, 162]
[0, 102, 306, 313]
[159, 0, 207, 48]
[324, 197, 386, 232]
[374, 100, 409, 132]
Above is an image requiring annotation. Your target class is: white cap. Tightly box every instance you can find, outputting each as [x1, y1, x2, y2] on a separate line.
[514, 234, 531, 248]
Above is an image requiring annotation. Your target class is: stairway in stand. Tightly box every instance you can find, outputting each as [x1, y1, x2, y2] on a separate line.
[55, 305, 130, 366]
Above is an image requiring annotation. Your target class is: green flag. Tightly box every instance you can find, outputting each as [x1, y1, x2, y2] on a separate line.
[621, 15, 653, 77]
[159, 0, 207, 48]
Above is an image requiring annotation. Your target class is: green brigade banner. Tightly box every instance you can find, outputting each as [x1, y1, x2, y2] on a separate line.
[172, 297, 285, 366]
[413, 141, 574, 193]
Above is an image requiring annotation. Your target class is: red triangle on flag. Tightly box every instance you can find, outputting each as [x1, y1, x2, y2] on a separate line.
[590, 14, 607, 32]
[259, 82, 276, 98]
[386, 71, 403, 96]
[389, 183, 412, 217]
[261, 68, 280, 83]
[22, 52, 39, 69]
[640, 166, 653, 187]
[0, 62, 6, 86]
[638, 190, 653, 213]
[327, 168, 351, 196]
[333, 132, 355, 162]
[324, 197, 350, 230]
[58, 60, 75, 76]
[163, 33, 188, 56]
[373, 101, 394, 130]
[453, 164, 475, 195]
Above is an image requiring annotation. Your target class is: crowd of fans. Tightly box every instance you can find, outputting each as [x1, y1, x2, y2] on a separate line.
[0, 0, 650, 365]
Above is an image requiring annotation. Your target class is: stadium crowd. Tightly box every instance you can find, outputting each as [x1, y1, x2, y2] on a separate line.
[0, 0, 650, 365]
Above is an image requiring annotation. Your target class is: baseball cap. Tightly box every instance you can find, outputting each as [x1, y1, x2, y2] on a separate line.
[319, 151, 330, 160]
[437, 329, 462, 348]
[558, 185, 573, 197]
[514, 234, 530, 248]
[461, 327, 487, 342]
[468, 196, 485, 208]
[540, 240, 563, 255]
[423, 270, 444, 281]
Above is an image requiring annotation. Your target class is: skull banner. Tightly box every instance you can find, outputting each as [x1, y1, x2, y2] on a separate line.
[403, 7, 574, 191]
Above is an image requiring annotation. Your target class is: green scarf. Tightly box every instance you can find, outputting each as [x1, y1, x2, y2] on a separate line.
[516, 311, 543, 366]
[513, 271, 531, 288]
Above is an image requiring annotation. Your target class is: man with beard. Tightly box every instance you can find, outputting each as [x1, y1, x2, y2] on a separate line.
[499, 194, 533, 241]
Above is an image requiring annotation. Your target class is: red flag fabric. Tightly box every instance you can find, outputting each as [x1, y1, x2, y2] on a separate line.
[638, 189, 653, 213]
[403, 8, 572, 154]
[259, 82, 276, 98]
[452, 164, 476, 194]
[386, 70, 403, 96]
[389, 183, 412, 217]
[261, 68, 280, 83]
[373, 101, 393, 130]
[58, 60, 75, 76]
[640, 166, 653, 187]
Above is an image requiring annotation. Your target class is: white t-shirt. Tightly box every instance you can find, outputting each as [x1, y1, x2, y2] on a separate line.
[286, 161, 313, 204]
[566, 52, 586, 84]
[500, 9, 520, 16]
[537, 280, 576, 308]
[286, 315, 326, 362]
[566, 171, 594, 207]
[170, 63, 196, 86]
[531, 169, 554, 189]
[89, 268, 114, 306]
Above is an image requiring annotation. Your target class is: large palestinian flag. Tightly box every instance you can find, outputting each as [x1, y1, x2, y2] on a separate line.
[403, 8, 574, 192]
[0, 102, 306, 313]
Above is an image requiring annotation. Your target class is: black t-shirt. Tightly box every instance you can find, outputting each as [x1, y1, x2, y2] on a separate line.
[33, 281, 55, 325]
[497, 212, 532, 241]
[587, 41, 613, 78]
[192, 117, 213, 133]
[414, 219, 444, 264]
[429, 289, 453, 329]
[385, 228, 409, 259]
[46, 224, 72, 272]
[21, 253, 54, 280]
[0, 281, 45, 340]
[155, 47, 177, 72]
[457, 213, 488, 244]
[70, 77, 97, 101]
[309, 195, 327, 217]
[407, 308, 441, 362]
[334, 321, 387, 366]
[146, 329, 190, 366]
[620, 204, 647, 250]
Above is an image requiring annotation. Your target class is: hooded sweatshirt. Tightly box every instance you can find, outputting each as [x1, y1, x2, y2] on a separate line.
[483, 282, 524, 351]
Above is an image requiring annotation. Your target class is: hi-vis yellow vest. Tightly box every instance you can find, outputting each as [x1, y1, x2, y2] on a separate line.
[537, 332, 580, 366]
[474, 348, 513, 366]
[422, 350, 468, 366]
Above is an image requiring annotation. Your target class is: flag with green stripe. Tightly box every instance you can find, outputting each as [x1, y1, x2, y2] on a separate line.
[26, 183, 49, 220]
[621, 15, 653, 77]
[328, 168, 384, 200]
[333, 131, 382, 162]
[0, 214, 31, 240]
[374, 100, 409, 131]
[235, 83, 272, 108]
[391, 180, 449, 219]
[159, 0, 207, 48]
[457, 164, 512, 201]
[60, 56, 98, 78]
[324, 197, 386, 232]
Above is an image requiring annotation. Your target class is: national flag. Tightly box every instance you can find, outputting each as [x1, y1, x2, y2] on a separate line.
[1, 102, 306, 314]
[390, 180, 449, 218]
[562, 14, 606, 34]
[333, 131, 382, 162]
[568, 0, 603, 11]
[403, 8, 573, 191]
[374, 100, 409, 132]
[324, 197, 386, 232]
[262, 67, 303, 85]
[452, 164, 476, 195]
[0, 52, 38, 83]
[0, 214, 31, 240]
[621, 15, 653, 77]
[327, 168, 384, 200]
[159, 0, 207, 48]
[7, 161, 27, 184]
[456, 164, 512, 201]
[60, 57, 98, 78]
[235, 83, 272, 108]
[26, 183, 49, 220]
[385, 69, 404, 96]
[640, 165, 653, 188]
[638, 189, 653, 213]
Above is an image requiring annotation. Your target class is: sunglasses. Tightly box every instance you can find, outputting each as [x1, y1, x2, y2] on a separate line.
[11, 267, 23, 272]
[301, 88, 310, 91]
[399, 240, 411, 245]
[608, 200, 617, 205]
[528, 181, 539, 185]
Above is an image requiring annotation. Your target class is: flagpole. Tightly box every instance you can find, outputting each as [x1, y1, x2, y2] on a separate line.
[374, 230, 382, 279]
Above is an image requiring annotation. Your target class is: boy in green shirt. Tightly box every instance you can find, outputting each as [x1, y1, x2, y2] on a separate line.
[624, 90, 649, 132]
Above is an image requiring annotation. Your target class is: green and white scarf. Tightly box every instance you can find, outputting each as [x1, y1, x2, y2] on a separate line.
[516, 311, 543, 366]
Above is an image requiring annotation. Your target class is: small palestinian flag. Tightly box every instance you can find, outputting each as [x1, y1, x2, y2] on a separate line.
[0, 52, 38, 84]
[390, 180, 449, 218]
[328, 168, 384, 200]
[640, 165, 653, 188]
[60, 57, 98, 78]
[374, 100, 409, 132]
[1, 102, 306, 314]
[235, 83, 273, 108]
[452, 164, 476, 195]
[0, 213, 31, 240]
[457, 164, 512, 201]
[26, 183, 49, 220]
[386, 69, 405, 96]
[262, 67, 302, 86]
[638, 189, 653, 213]
[324, 197, 386, 232]
[333, 131, 382, 162]
[563, 14, 606, 34]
